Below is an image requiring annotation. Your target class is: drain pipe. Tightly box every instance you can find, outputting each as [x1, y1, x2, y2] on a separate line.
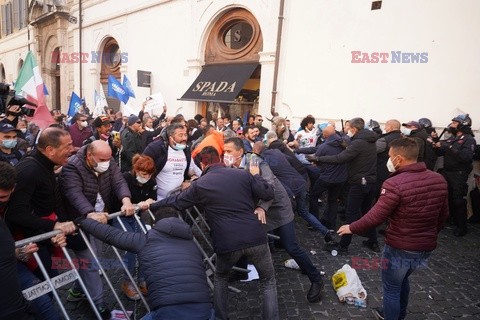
[79, 0, 83, 97]
[270, 0, 285, 117]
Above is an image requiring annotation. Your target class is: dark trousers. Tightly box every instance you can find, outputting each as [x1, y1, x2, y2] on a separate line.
[309, 178, 344, 229]
[274, 221, 322, 283]
[442, 170, 469, 231]
[339, 183, 377, 249]
[214, 243, 278, 320]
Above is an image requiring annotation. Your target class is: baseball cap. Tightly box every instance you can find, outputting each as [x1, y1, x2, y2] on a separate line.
[0, 123, 20, 133]
[402, 121, 421, 129]
[128, 115, 140, 126]
[93, 115, 114, 128]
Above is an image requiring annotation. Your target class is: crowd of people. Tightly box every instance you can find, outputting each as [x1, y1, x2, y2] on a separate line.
[0, 95, 479, 320]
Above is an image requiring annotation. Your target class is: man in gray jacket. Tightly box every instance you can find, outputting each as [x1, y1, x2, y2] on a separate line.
[58, 140, 135, 319]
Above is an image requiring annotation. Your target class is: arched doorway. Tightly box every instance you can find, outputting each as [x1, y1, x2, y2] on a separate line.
[17, 59, 24, 75]
[203, 8, 263, 122]
[100, 37, 122, 111]
[51, 47, 61, 110]
[0, 64, 5, 83]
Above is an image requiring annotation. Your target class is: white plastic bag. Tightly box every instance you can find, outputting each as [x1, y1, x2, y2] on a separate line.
[331, 264, 367, 302]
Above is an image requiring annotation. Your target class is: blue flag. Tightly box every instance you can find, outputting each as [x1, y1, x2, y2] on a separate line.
[123, 75, 136, 98]
[108, 75, 129, 104]
[43, 84, 49, 95]
[68, 92, 82, 117]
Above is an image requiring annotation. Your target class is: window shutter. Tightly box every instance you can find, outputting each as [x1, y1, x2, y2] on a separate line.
[6, 2, 12, 35]
[21, 0, 28, 28]
[1, 6, 6, 37]
[13, 0, 20, 31]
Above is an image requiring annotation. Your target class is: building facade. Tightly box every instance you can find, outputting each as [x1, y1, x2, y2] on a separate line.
[0, 0, 479, 135]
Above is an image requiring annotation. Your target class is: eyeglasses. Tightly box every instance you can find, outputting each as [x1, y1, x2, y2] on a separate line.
[136, 121, 142, 124]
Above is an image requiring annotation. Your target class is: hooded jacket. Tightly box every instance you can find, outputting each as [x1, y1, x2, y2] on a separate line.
[317, 129, 378, 184]
[77, 217, 211, 315]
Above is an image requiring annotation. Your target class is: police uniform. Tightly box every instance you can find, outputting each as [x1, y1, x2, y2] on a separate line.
[437, 133, 475, 235]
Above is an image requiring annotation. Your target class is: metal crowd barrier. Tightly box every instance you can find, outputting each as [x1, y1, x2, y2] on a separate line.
[16, 230, 103, 320]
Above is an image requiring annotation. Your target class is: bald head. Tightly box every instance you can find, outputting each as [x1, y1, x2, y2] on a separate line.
[385, 119, 401, 133]
[252, 141, 266, 154]
[87, 140, 112, 162]
[322, 125, 336, 138]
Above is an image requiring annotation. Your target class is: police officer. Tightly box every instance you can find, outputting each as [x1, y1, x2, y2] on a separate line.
[434, 114, 475, 236]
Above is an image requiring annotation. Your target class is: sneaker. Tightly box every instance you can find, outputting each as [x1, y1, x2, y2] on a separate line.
[121, 279, 140, 300]
[372, 307, 384, 320]
[138, 281, 148, 296]
[67, 288, 86, 302]
[96, 303, 111, 320]
[362, 240, 380, 253]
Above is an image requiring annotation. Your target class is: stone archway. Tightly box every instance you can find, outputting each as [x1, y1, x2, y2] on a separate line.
[203, 8, 263, 121]
[99, 36, 122, 111]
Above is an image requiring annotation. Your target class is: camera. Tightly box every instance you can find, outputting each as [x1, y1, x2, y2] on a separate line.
[1, 87, 38, 117]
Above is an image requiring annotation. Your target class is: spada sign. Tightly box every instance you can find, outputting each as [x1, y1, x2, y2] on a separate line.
[192, 81, 237, 97]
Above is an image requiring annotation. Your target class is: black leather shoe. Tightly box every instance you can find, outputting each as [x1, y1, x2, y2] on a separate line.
[324, 231, 333, 243]
[307, 279, 324, 303]
[362, 240, 380, 253]
[453, 227, 467, 237]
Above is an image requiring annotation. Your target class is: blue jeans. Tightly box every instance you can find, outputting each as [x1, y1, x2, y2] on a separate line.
[309, 178, 344, 229]
[382, 244, 431, 320]
[295, 190, 329, 235]
[17, 262, 62, 320]
[112, 216, 145, 281]
[339, 183, 377, 248]
[214, 243, 278, 320]
[274, 221, 322, 283]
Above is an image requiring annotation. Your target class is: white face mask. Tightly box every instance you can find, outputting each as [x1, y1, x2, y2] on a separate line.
[402, 128, 412, 136]
[386, 156, 398, 173]
[80, 121, 88, 128]
[20, 128, 27, 134]
[347, 130, 354, 138]
[93, 158, 110, 173]
[223, 153, 240, 167]
[136, 175, 150, 184]
[145, 127, 154, 132]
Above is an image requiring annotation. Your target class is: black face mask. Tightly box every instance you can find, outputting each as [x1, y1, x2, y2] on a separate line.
[448, 127, 458, 135]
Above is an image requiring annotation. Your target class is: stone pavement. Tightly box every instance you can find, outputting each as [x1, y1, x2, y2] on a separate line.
[58, 214, 480, 319]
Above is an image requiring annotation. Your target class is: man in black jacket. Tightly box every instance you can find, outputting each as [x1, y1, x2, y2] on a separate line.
[309, 117, 380, 253]
[433, 114, 476, 236]
[149, 146, 279, 320]
[120, 115, 143, 172]
[375, 119, 403, 198]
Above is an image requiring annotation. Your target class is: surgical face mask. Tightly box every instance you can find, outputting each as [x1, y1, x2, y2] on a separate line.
[402, 128, 412, 136]
[145, 127, 154, 132]
[93, 158, 110, 173]
[347, 130, 354, 138]
[386, 156, 399, 173]
[20, 128, 27, 134]
[2, 139, 17, 149]
[223, 153, 241, 167]
[80, 121, 88, 128]
[136, 175, 150, 184]
[173, 143, 186, 151]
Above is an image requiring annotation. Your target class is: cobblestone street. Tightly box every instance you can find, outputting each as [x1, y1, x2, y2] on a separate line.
[58, 213, 480, 319]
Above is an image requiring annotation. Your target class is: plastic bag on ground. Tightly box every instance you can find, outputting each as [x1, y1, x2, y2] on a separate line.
[331, 264, 367, 302]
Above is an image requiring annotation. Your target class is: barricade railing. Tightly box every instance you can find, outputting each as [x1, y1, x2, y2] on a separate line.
[106, 210, 151, 314]
[16, 230, 103, 320]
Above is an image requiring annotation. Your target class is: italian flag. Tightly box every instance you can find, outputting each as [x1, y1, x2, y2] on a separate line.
[14, 51, 54, 129]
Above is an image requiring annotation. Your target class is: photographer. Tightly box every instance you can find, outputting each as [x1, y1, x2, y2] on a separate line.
[0, 84, 37, 127]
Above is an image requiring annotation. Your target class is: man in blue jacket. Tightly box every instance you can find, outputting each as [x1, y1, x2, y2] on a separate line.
[76, 208, 213, 320]
[149, 146, 279, 320]
[308, 125, 348, 230]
